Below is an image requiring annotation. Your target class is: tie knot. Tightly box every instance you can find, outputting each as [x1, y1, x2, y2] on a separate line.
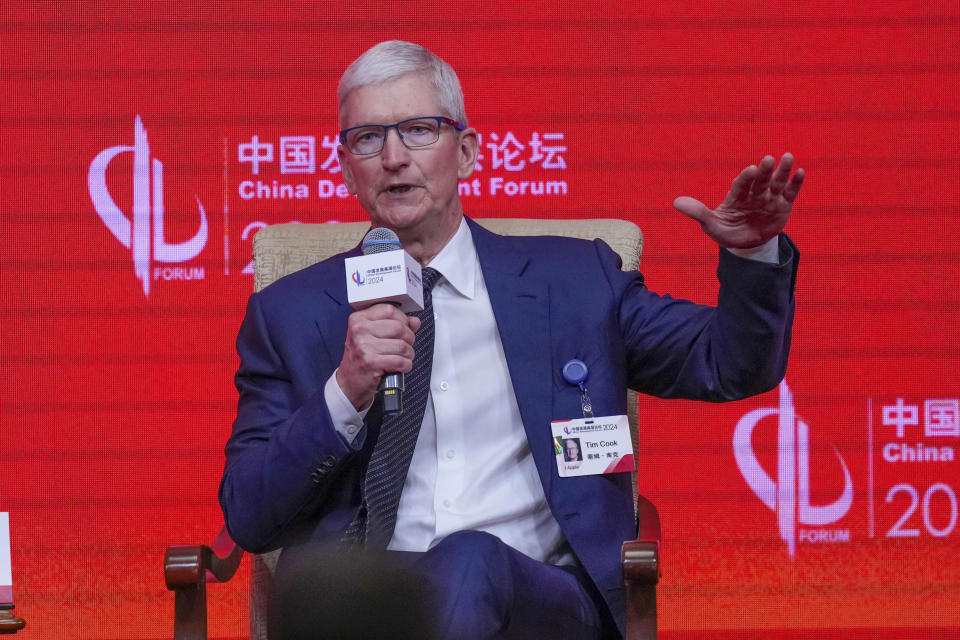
[421, 267, 442, 292]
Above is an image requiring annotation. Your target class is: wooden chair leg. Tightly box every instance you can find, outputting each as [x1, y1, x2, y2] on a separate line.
[623, 576, 657, 639]
[173, 580, 208, 640]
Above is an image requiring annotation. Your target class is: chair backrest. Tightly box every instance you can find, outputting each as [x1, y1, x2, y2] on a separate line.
[248, 218, 644, 639]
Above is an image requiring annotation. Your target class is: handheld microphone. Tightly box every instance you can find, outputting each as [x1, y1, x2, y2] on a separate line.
[345, 228, 424, 415]
[361, 227, 402, 256]
[364, 228, 403, 415]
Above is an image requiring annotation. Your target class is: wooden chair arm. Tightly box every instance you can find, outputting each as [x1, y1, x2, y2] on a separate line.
[622, 494, 661, 639]
[164, 527, 244, 640]
[0, 609, 25, 634]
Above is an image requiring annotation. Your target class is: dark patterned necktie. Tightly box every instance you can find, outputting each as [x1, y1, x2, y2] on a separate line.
[344, 267, 442, 549]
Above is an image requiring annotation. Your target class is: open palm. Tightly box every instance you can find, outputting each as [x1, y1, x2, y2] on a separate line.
[674, 153, 805, 249]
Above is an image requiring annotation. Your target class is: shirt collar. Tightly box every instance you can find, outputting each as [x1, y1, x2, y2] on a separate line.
[425, 217, 477, 300]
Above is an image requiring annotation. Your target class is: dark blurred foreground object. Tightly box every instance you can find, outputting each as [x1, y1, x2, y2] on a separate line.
[271, 547, 436, 640]
[164, 492, 660, 639]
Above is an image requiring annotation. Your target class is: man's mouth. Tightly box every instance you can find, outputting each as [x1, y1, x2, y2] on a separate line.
[387, 185, 413, 194]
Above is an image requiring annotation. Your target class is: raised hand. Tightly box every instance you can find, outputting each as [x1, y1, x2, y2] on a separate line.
[673, 153, 805, 249]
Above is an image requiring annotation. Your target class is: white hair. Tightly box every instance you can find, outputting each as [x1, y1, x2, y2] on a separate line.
[337, 40, 468, 126]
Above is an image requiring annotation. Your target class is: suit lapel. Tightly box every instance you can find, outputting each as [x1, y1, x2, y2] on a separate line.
[315, 244, 362, 367]
[469, 219, 555, 499]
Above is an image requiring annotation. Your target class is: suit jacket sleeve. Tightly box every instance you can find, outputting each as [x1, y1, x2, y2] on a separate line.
[603, 233, 798, 400]
[219, 287, 360, 553]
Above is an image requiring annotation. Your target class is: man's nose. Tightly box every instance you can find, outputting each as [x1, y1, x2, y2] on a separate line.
[380, 127, 410, 168]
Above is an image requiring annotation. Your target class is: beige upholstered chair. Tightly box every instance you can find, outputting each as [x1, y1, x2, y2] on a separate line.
[165, 218, 661, 639]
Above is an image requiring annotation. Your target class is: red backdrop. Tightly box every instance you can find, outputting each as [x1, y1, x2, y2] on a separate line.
[3, 1, 959, 637]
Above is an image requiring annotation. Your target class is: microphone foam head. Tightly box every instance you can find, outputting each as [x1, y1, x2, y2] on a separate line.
[361, 227, 402, 255]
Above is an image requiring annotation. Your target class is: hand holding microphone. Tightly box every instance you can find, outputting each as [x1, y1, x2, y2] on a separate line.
[335, 304, 420, 413]
[337, 228, 425, 414]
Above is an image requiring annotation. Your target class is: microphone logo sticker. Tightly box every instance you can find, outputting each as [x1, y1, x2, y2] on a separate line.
[352, 269, 365, 286]
[733, 381, 853, 556]
[88, 115, 208, 297]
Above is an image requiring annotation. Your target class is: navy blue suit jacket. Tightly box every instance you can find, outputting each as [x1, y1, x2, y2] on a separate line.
[221, 217, 798, 634]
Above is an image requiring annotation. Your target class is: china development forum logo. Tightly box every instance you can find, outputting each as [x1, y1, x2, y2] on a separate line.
[733, 381, 854, 556]
[88, 115, 208, 297]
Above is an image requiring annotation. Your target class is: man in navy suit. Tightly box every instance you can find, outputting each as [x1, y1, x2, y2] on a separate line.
[220, 40, 804, 639]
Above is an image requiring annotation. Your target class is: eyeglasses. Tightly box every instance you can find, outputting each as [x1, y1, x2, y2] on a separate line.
[339, 116, 465, 156]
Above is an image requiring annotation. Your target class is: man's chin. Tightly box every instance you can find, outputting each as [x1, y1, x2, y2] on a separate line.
[371, 207, 428, 233]
[372, 195, 436, 225]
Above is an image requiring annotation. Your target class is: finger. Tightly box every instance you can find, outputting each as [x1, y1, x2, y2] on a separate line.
[349, 335, 416, 371]
[360, 351, 416, 375]
[359, 303, 409, 321]
[383, 353, 416, 373]
[725, 164, 758, 205]
[782, 167, 805, 203]
[366, 320, 417, 345]
[673, 196, 713, 223]
[750, 155, 776, 195]
[767, 152, 795, 195]
[374, 338, 417, 361]
[407, 315, 422, 332]
[349, 308, 412, 337]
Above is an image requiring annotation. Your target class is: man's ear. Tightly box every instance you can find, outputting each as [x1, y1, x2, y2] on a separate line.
[337, 145, 357, 195]
[457, 127, 479, 180]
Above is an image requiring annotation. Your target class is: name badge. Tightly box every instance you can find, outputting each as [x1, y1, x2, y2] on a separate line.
[551, 415, 635, 477]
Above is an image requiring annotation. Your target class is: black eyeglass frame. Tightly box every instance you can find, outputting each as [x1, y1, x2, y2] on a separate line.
[339, 116, 466, 156]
